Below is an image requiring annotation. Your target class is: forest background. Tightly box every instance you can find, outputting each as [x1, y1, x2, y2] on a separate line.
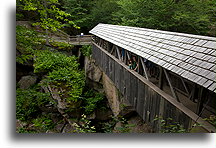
[17, 0, 216, 37]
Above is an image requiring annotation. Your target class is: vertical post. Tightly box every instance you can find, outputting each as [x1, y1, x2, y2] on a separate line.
[196, 87, 204, 114]
[126, 51, 130, 60]
[107, 42, 111, 52]
[138, 57, 140, 73]
[158, 67, 163, 89]
[99, 38, 102, 47]
[78, 35, 81, 45]
[163, 69, 180, 102]
[123, 49, 127, 64]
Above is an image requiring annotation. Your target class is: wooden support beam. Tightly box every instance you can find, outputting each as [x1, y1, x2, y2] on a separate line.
[121, 48, 126, 62]
[196, 87, 204, 115]
[188, 84, 196, 102]
[110, 44, 115, 55]
[163, 69, 180, 102]
[116, 46, 121, 60]
[140, 57, 149, 80]
[123, 50, 127, 64]
[158, 67, 163, 89]
[180, 77, 189, 95]
[101, 40, 104, 48]
[126, 51, 130, 60]
[138, 57, 140, 73]
[99, 38, 102, 46]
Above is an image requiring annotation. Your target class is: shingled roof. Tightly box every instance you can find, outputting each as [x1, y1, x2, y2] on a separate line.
[89, 24, 216, 92]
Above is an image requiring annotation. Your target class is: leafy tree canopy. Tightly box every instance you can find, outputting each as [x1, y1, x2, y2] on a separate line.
[17, 0, 78, 31]
[112, 0, 215, 36]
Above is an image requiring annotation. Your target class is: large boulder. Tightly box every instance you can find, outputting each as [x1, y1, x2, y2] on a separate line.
[85, 57, 102, 82]
[18, 75, 37, 89]
[102, 73, 120, 116]
[62, 124, 76, 133]
[95, 108, 113, 121]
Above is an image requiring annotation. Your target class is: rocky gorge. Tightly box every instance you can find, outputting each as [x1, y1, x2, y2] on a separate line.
[16, 45, 152, 133]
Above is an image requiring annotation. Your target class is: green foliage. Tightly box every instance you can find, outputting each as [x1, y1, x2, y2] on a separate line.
[88, 0, 119, 27]
[62, 0, 90, 29]
[72, 114, 96, 133]
[114, 117, 135, 133]
[16, 25, 42, 64]
[49, 41, 74, 51]
[17, 0, 78, 31]
[34, 50, 79, 73]
[204, 115, 216, 127]
[80, 45, 92, 57]
[154, 116, 192, 133]
[102, 116, 135, 133]
[32, 115, 55, 132]
[16, 87, 51, 121]
[17, 0, 216, 36]
[82, 89, 104, 114]
[112, 0, 215, 36]
[46, 67, 85, 102]
[17, 114, 57, 133]
[34, 50, 85, 103]
[17, 127, 37, 133]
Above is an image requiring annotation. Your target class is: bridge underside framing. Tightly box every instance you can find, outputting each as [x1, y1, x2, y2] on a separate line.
[91, 37, 215, 133]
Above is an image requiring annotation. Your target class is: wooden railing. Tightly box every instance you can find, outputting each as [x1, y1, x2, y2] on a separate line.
[50, 34, 92, 45]
[39, 28, 93, 45]
[69, 35, 92, 44]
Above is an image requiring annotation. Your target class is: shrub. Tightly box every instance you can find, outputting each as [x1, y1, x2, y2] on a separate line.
[72, 114, 96, 133]
[82, 89, 104, 114]
[44, 67, 85, 102]
[16, 25, 42, 64]
[16, 87, 50, 121]
[80, 45, 92, 57]
[34, 50, 85, 103]
[34, 50, 79, 73]
[154, 116, 188, 133]
[32, 115, 55, 132]
[49, 41, 74, 51]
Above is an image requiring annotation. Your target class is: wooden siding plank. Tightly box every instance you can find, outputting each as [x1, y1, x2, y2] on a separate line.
[114, 61, 121, 90]
[137, 80, 145, 117]
[119, 65, 124, 94]
[124, 68, 131, 104]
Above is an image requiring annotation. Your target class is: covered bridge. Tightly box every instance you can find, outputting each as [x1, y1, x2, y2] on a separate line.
[89, 23, 216, 132]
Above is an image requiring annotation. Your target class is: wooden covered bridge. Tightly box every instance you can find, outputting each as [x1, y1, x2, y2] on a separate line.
[89, 24, 216, 132]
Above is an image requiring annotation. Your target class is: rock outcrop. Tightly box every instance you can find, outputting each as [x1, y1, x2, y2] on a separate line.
[84, 56, 152, 133]
[85, 57, 135, 117]
[18, 75, 37, 89]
